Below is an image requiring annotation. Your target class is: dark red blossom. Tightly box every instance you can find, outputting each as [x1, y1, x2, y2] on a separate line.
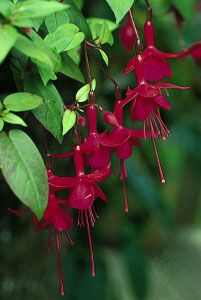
[119, 11, 137, 53]
[50, 145, 110, 276]
[178, 42, 201, 66]
[124, 20, 178, 81]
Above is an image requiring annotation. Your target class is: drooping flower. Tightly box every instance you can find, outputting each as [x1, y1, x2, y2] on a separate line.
[119, 10, 137, 53]
[118, 55, 190, 182]
[9, 184, 74, 297]
[124, 17, 179, 81]
[178, 42, 201, 66]
[49, 145, 110, 276]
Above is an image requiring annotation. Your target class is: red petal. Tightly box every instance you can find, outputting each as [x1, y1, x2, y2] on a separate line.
[8, 207, 30, 216]
[93, 184, 108, 202]
[87, 147, 111, 168]
[116, 140, 133, 160]
[53, 210, 73, 231]
[100, 128, 130, 147]
[135, 96, 155, 121]
[123, 57, 135, 75]
[118, 87, 139, 110]
[154, 94, 171, 110]
[48, 175, 76, 190]
[68, 183, 94, 210]
[143, 54, 172, 81]
[85, 164, 111, 183]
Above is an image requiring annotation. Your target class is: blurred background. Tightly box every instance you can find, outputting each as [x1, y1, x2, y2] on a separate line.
[0, 0, 201, 299]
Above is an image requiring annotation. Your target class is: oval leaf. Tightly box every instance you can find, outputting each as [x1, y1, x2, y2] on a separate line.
[4, 92, 43, 112]
[106, 0, 134, 23]
[75, 79, 96, 102]
[99, 49, 109, 66]
[0, 24, 18, 64]
[2, 112, 27, 127]
[62, 109, 76, 135]
[0, 130, 48, 219]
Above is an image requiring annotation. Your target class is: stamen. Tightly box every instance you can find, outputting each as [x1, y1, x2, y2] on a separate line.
[85, 210, 96, 277]
[59, 232, 67, 250]
[92, 206, 99, 220]
[64, 231, 74, 246]
[148, 118, 166, 184]
[143, 121, 147, 138]
[55, 230, 65, 296]
[122, 179, 129, 213]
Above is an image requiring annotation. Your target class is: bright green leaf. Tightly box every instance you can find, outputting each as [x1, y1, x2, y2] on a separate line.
[99, 49, 109, 66]
[0, 130, 48, 219]
[62, 109, 76, 135]
[2, 112, 27, 127]
[99, 21, 110, 44]
[13, 0, 68, 19]
[14, 34, 55, 70]
[65, 0, 91, 38]
[4, 92, 43, 112]
[60, 53, 85, 83]
[24, 76, 64, 143]
[87, 17, 118, 32]
[0, 0, 13, 18]
[44, 23, 80, 53]
[0, 25, 18, 64]
[0, 102, 3, 111]
[106, 0, 134, 23]
[45, 10, 70, 33]
[73, 0, 84, 10]
[64, 32, 85, 51]
[75, 79, 96, 102]
[0, 118, 4, 132]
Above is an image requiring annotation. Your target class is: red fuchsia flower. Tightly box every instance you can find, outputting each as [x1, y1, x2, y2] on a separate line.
[100, 101, 156, 212]
[119, 10, 137, 53]
[50, 145, 110, 277]
[9, 182, 74, 296]
[178, 42, 201, 66]
[81, 104, 111, 169]
[118, 54, 190, 183]
[124, 16, 179, 81]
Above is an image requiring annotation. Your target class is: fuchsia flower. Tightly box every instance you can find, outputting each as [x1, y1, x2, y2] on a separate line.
[178, 42, 201, 66]
[81, 105, 111, 168]
[124, 19, 178, 81]
[50, 145, 110, 277]
[119, 10, 137, 53]
[119, 54, 190, 183]
[9, 181, 74, 296]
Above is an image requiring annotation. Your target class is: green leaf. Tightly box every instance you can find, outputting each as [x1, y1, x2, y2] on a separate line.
[2, 112, 27, 127]
[0, 102, 3, 111]
[73, 0, 84, 10]
[105, 0, 134, 23]
[99, 21, 110, 44]
[0, 130, 48, 219]
[4, 92, 43, 112]
[87, 17, 118, 32]
[60, 53, 85, 83]
[0, 0, 14, 18]
[24, 76, 64, 143]
[0, 118, 4, 132]
[99, 49, 109, 66]
[75, 79, 96, 102]
[45, 10, 70, 33]
[44, 23, 80, 53]
[169, 0, 195, 22]
[13, 0, 68, 19]
[14, 34, 55, 70]
[65, 0, 91, 38]
[63, 31, 84, 51]
[11, 17, 35, 28]
[0, 25, 18, 64]
[91, 22, 114, 45]
[29, 31, 61, 73]
[62, 109, 76, 135]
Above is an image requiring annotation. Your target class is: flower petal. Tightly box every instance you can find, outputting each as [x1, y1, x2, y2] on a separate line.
[135, 96, 155, 121]
[87, 147, 111, 168]
[143, 54, 172, 81]
[123, 57, 135, 75]
[116, 140, 133, 160]
[68, 183, 94, 210]
[154, 94, 171, 110]
[93, 184, 108, 202]
[85, 164, 111, 183]
[155, 83, 191, 90]
[53, 210, 73, 231]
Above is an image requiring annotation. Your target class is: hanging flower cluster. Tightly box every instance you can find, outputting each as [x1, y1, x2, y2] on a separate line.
[9, 2, 200, 296]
